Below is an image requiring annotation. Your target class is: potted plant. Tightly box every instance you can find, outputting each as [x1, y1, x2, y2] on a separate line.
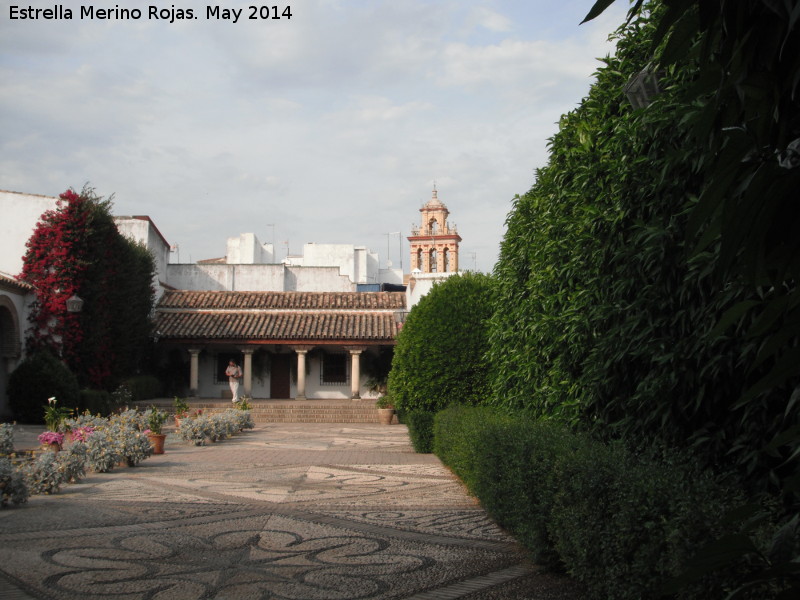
[375, 395, 395, 425]
[37, 430, 65, 452]
[43, 396, 72, 433]
[234, 395, 252, 411]
[173, 396, 189, 427]
[146, 407, 168, 454]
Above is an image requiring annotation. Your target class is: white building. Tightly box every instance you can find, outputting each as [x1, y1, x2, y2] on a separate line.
[165, 234, 404, 293]
[114, 215, 173, 299]
[0, 189, 409, 407]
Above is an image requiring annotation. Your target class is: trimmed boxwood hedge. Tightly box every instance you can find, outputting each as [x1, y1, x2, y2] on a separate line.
[433, 406, 745, 599]
[404, 410, 435, 453]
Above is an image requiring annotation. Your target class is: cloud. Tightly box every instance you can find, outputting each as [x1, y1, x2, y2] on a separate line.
[0, 0, 630, 273]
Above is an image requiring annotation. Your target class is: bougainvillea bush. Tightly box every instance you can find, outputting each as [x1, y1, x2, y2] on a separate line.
[17, 186, 156, 392]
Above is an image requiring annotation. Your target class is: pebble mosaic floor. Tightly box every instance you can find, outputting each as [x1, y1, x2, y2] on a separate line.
[0, 424, 584, 600]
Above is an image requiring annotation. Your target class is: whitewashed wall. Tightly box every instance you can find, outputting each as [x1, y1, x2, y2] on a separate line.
[406, 271, 460, 309]
[165, 263, 355, 292]
[114, 217, 172, 299]
[0, 190, 58, 276]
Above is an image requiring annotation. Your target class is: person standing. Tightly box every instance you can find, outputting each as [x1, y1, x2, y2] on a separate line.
[225, 359, 242, 402]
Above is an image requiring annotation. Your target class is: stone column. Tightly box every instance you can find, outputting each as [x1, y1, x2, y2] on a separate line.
[242, 348, 254, 397]
[349, 348, 364, 400]
[188, 348, 201, 397]
[295, 349, 308, 400]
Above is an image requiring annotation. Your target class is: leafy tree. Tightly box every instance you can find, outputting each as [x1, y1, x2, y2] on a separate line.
[19, 186, 156, 390]
[388, 272, 495, 413]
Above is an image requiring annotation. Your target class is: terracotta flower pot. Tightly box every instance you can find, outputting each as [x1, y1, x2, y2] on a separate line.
[148, 433, 166, 455]
[378, 408, 395, 425]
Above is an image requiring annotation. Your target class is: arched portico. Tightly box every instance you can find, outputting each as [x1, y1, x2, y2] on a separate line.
[1, 282, 29, 418]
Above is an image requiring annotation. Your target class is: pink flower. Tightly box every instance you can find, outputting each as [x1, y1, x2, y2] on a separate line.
[38, 431, 65, 446]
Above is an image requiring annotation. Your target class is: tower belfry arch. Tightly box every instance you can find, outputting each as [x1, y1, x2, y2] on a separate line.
[408, 186, 461, 274]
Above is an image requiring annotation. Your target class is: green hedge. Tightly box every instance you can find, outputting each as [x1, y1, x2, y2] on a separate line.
[388, 272, 494, 413]
[120, 375, 163, 402]
[404, 410, 435, 453]
[433, 406, 744, 599]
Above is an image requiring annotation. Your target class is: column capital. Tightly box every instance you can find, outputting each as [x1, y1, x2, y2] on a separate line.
[188, 348, 202, 355]
[344, 346, 367, 354]
[291, 345, 313, 354]
[240, 347, 255, 355]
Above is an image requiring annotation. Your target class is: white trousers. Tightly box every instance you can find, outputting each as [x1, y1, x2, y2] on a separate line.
[229, 379, 240, 402]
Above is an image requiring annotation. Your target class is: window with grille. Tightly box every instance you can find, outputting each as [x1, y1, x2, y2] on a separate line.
[321, 352, 349, 385]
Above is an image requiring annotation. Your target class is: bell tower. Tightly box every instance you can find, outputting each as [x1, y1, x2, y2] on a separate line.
[408, 186, 461, 273]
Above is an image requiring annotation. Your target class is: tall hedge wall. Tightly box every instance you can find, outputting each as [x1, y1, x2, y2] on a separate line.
[487, 2, 799, 495]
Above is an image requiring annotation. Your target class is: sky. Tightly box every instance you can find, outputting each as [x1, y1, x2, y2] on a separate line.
[1, 0, 628, 274]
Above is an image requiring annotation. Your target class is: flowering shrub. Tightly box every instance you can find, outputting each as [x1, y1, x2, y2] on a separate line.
[19, 188, 156, 389]
[84, 428, 121, 473]
[232, 409, 255, 431]
[109, 408, 147, 431]
[178, 410, 254, 445]
[211, 413, 236, 441]
[112, 423, 152, 466]
[0, 458, 28, 507]
[64, 412, 106, 431]
[179, 415, 213, 446]
[37, 431, 65, 447]
[23, 452, 65, 495]
[68, 426, 95, 443]
[56, 443, 87, 483]
[0, 423, 14, 456]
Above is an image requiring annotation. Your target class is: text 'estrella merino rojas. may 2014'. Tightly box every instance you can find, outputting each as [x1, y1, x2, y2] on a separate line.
[8, 4, 292, 23]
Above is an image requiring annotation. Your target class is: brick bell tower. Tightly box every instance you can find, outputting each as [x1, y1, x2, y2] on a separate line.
[408, 186, 461, 273]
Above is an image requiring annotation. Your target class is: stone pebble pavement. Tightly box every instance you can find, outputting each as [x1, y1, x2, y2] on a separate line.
[0, 423, 586, 600]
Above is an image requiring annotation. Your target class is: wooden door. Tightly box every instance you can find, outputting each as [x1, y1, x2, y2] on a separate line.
[270, 353, 291, 399]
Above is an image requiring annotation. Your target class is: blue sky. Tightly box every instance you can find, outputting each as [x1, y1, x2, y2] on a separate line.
[1, 0, 628, 273]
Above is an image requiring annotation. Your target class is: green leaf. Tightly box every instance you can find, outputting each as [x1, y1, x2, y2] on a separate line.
[580, 0, 617, 24]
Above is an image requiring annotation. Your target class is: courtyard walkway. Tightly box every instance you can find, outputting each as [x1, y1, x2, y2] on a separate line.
[0, 424, 584, 599]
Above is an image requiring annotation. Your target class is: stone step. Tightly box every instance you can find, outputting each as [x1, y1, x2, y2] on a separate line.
[144, 399, 390, 424]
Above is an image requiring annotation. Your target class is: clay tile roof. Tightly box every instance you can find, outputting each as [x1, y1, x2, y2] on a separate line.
[156, 290, 406, 310]
[154, 291, 405, 342]
[0, 272, 33, 292]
